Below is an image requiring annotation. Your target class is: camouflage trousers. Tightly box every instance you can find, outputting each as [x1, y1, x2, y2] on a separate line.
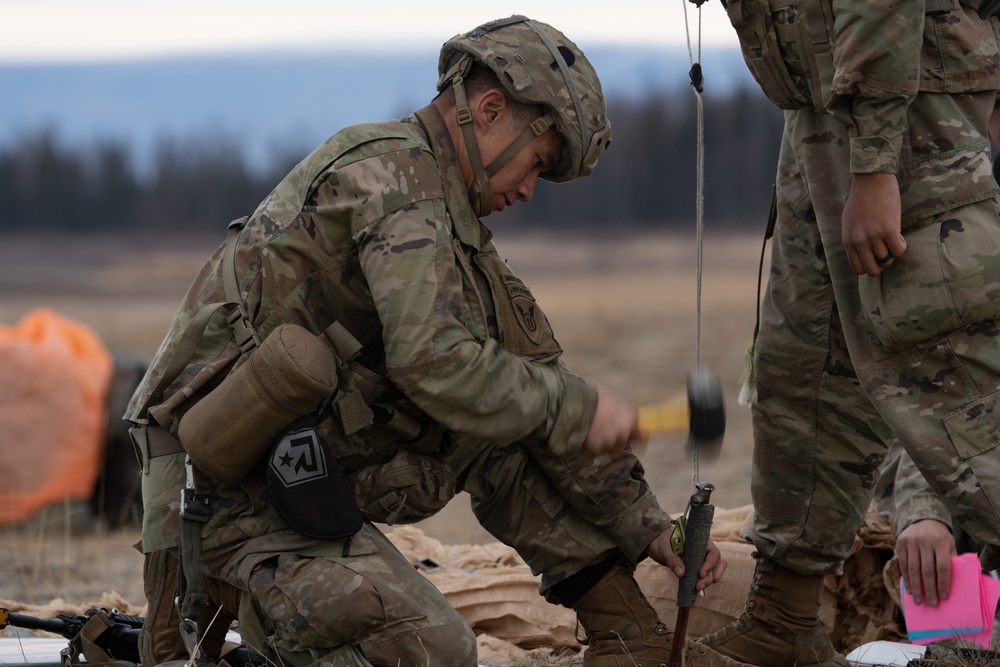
[749, 90, 1000, 574]
[189, 439, 669, 666]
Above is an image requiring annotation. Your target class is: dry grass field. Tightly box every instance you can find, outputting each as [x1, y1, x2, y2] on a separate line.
[0, 229, 765, 611]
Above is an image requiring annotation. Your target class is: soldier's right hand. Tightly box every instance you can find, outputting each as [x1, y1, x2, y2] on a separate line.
[583, 386, 646, 457]
[842, 172, 907, 276]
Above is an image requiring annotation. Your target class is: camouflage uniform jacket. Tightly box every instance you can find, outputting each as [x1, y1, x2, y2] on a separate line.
[827, 0, 1000, 176]
[126, 104, 598, 551]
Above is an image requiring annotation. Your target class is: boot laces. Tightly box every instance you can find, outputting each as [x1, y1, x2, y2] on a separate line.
[628, 577, 670, 637]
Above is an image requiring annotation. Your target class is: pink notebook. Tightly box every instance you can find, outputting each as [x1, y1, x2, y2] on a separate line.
[902, 552, 1000, 648]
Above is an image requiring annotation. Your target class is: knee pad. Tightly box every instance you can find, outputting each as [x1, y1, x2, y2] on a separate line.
[352, 450, 456, 524]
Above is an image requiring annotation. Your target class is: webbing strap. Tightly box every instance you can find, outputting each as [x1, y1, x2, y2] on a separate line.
[802, 0, 835, 112]
[452, 75, 493, 216]
[61, 611, 114, 666]
[134, 217, 251, 421]
[138, 301, 230, 419]
[177, 458, 212, 665]
[134, 216, 249, 667]
[484, 113, 556, 178]
[222, 216, 259, 354]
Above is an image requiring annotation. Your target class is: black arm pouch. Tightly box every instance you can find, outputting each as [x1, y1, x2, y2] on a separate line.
[266, 415, 363, 540]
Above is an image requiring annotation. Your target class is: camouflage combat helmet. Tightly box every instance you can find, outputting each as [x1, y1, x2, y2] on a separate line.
[438, 15, 612, 214]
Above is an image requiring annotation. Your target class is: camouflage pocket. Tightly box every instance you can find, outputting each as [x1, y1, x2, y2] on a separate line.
[944, 391, 1000, 459]
[237, 528, 427, 650]
[476, 246, 563, 361]
[860, 198, 1000, 351]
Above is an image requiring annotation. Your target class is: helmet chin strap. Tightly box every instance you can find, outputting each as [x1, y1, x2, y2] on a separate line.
[452, 75, 556, 216]
[452, 75, 493, 216]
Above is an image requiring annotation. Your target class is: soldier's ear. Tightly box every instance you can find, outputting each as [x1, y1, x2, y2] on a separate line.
[475, 89, 508, 128]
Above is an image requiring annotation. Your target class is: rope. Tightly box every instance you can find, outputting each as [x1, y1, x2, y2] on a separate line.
[683, 0, 706, 486]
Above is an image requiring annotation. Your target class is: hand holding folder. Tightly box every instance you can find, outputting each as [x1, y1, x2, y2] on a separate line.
[902, 552, 1000, 648]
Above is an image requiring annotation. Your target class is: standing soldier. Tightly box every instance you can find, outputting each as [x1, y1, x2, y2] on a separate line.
[702, 0, 1000, 665]
[127, 16, 748, 667]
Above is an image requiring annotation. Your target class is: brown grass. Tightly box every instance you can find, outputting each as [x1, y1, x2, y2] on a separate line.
[0, 229, 764, 608]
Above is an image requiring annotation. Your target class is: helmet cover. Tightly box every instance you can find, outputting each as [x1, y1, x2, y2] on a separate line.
[438, 15, 611, 183]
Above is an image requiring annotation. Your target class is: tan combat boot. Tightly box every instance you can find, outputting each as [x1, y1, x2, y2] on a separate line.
[697, 555, 848, 667]
[573, 560, 756, 667]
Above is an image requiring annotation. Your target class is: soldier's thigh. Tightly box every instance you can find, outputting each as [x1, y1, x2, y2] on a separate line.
[242, 526, 474, 665]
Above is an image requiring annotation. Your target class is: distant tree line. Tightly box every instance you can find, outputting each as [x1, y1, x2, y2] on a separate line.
[512, 87, 784, 231]
[0, 87, 784, 235]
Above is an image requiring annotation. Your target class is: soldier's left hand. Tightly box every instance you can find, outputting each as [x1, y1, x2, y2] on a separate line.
[646, 533, 728, 592]
[896, 518, 956, 607]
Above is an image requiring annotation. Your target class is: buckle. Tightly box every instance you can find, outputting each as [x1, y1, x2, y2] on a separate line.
[226, 305, 260, 353]
[179, 488, 211, 523]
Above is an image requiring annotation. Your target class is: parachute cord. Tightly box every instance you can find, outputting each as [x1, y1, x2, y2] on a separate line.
[682, 0, 706, 487]
[682, 0, 703, 69]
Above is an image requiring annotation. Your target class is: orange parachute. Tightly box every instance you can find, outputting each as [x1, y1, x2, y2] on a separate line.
[0, 309, 114, 525]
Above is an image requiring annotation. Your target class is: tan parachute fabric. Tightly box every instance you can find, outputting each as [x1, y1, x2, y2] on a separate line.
[0, 592, 144, 620]
[830, 507, 906, 650]
[0, 309, 114, 525]
[387, 505, 906, 658]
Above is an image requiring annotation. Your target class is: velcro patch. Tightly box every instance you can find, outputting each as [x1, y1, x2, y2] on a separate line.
[269, 426, 329, 487]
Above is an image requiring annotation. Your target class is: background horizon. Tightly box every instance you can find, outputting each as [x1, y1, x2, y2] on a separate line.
[2, 45, 758, 175]
[2, 6, 781, 234]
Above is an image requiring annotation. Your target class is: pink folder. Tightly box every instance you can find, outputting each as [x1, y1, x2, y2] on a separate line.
[902, 552, 1000, 648]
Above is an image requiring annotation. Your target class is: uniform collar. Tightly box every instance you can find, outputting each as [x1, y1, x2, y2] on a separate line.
[412, 104, 493, 250]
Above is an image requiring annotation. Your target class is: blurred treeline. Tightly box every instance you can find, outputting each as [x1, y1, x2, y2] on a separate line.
[0, 87, 783, 234]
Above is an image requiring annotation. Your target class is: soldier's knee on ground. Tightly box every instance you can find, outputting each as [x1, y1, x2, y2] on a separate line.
[249, 553, 392, 647]
[245, 545, 477, 666]
[360, 615, 478, 667]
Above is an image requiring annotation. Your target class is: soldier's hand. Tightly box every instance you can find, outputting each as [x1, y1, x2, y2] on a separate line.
[842, 172, 907, 276]
[583, 387, 645, 457]
[897, 518, 956, 607]
[647, 532, 728, 592]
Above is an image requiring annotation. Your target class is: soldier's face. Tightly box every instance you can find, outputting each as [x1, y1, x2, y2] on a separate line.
[477, 125, 564, 215]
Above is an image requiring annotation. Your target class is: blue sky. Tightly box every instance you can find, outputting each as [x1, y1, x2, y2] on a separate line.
[1, 0, 739, 63]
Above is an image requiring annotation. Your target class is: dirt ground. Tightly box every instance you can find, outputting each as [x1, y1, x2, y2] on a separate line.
[0, 229, 766, 609]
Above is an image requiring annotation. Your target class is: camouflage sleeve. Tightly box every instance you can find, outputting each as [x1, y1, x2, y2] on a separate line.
[874, 441, 952, 537]
[355, 191, 595, 453]
[828, 0, 924, 174]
